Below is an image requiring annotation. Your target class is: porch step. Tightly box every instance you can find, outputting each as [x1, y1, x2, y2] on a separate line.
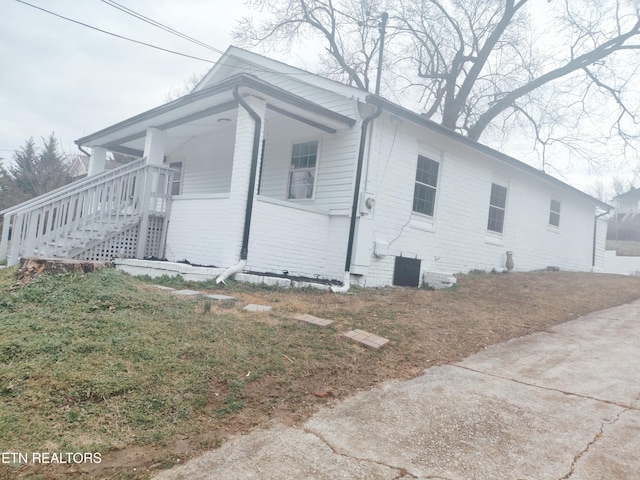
[0, 159, 172, 267]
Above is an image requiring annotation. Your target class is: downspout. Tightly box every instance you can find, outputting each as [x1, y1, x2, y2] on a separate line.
[77, 145, 92, 158]
[216, 86, 262, 284]
[592, 209, 609, 270]
[332, 104, 383, 293]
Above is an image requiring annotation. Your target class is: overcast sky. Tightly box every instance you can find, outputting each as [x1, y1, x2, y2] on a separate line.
[0, 0, 253, 158]
[0, 0, 633, 197]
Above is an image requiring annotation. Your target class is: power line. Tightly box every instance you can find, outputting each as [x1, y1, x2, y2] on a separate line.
[14, 0, 215, 63]
[96, 1, 323, 79]
[100, 0, 225, 55]
[15, 0, 354, 92]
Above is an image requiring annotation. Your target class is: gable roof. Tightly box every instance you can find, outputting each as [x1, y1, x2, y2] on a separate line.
[613, 188, 640, 201]
[194, 46, 367, 101]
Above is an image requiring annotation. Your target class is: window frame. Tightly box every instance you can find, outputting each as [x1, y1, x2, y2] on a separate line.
[549, 199, 561, 227]
[412, 154, 440, 218]
[487, 182, 508, 234]
[286, 139, 320, 201]
[168, 161, 183, 196]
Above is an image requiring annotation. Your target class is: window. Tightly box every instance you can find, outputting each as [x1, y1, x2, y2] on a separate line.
[549, 199, 561, 227]
[412, 155, 439, 216]
[288, 141, 318, 199]
[169, 162, 183, 196]
[487, 183, 508, 233]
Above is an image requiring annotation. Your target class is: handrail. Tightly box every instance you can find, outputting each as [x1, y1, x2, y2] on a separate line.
[0, 157, 148, 216]
[0, 161, 174, 266]
[8, 163, 173, 214]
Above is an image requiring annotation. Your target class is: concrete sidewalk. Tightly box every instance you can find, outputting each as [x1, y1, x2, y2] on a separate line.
[154, 300, 640, 480]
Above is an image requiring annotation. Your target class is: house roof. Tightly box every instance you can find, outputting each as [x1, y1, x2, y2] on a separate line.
[194, 48, 613, 212]
[76, 46, 610, 211]
[613, 188, 640, 201]
[75, 73, 356, 155]
[364, 95, 612, 211]
[194, 46, 367, 101]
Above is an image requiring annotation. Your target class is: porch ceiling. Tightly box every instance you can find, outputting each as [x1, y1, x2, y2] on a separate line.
[118, 107, 239, 155]
[76, 74, 356, 156]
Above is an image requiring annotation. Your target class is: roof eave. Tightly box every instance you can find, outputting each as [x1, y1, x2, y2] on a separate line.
[365, 94, 612, 212]
[76, 74, 356, 148]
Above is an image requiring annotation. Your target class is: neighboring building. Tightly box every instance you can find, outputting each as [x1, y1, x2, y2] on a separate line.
[612, 188, 640, 217]
[608, 188, 640, 241]
[0, 47, 611, 288]
[68, 155, 126, 179]
[68, 155, 91, 179]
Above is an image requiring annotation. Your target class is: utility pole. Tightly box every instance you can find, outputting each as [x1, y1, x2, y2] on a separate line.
[375, 12, 388, 96]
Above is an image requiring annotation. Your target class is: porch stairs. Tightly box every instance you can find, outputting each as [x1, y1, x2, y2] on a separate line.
[0, 158, 174, 267]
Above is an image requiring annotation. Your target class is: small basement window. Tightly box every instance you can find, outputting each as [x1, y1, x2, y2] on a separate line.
[393, 256, 422, 287]
[549, 199, 561, 227]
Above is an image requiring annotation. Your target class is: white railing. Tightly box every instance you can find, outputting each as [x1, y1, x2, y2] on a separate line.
[0, 160, 174, 266]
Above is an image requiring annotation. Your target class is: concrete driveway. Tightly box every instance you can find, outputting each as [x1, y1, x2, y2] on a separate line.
[154, 300, 640, 480]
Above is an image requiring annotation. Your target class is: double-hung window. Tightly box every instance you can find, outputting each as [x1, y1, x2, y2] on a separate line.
[169, 162, 183, 196]
[288, 141, 318, 200]
[487, 183, 508, 233]
[412, 155, 439, 216]
[549, 199, 561, 227]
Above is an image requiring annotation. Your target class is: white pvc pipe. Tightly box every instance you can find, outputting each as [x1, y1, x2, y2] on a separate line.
[215, 259, 247, 285]
[330, 271, 351, 293]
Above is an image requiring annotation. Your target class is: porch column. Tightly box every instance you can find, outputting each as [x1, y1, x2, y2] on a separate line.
[221, 95, 266, 267]
[135, 128, 166, 259]
[143, 127, 165, 165]
[87, 146, 107, 177]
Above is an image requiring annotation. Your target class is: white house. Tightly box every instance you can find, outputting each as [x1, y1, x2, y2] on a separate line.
[0, 47, 611, 289]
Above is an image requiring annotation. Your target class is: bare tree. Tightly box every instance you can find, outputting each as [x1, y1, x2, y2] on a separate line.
[587, 178, 607, 201]
[612, 173, 638, 195]
[235, 0, 396, 91]
[234, 0, 640, 169]
[164, 70, 209, 102]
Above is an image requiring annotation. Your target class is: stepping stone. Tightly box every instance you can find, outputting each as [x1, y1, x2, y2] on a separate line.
[171, 289, 202, 297]
[343, 329, 389, 349]
[243, 304, 272, 312]
[206, 294, 236, 302]
[151, 285, 175, 291]
[294, 314, 334, 328]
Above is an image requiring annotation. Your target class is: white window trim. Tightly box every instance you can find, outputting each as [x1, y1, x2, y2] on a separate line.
[286, 138, 321, 202]
[487, 180, 509, 235]
[167, 160, 184, 197]
[549, 199, 561, 228]
[411, 152, 443, 221]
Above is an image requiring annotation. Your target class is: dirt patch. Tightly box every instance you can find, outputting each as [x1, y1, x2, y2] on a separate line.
[5, 271, 640, 480]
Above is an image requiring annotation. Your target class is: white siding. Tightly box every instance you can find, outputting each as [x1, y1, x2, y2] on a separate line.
[247, 197, 348, 281]
[260, 112, 359, 211]
[593, 216, 608, 272]
[357, 113, 602, 287]
[604, 250, 640, 275]
[164, 195, 229, 266]
[166, 127, 235, 195]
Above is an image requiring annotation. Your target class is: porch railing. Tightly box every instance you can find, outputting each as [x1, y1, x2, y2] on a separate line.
[0, 159, 174, 266]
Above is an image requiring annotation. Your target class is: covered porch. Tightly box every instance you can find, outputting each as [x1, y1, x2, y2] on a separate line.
[1, 75, 357, 282]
